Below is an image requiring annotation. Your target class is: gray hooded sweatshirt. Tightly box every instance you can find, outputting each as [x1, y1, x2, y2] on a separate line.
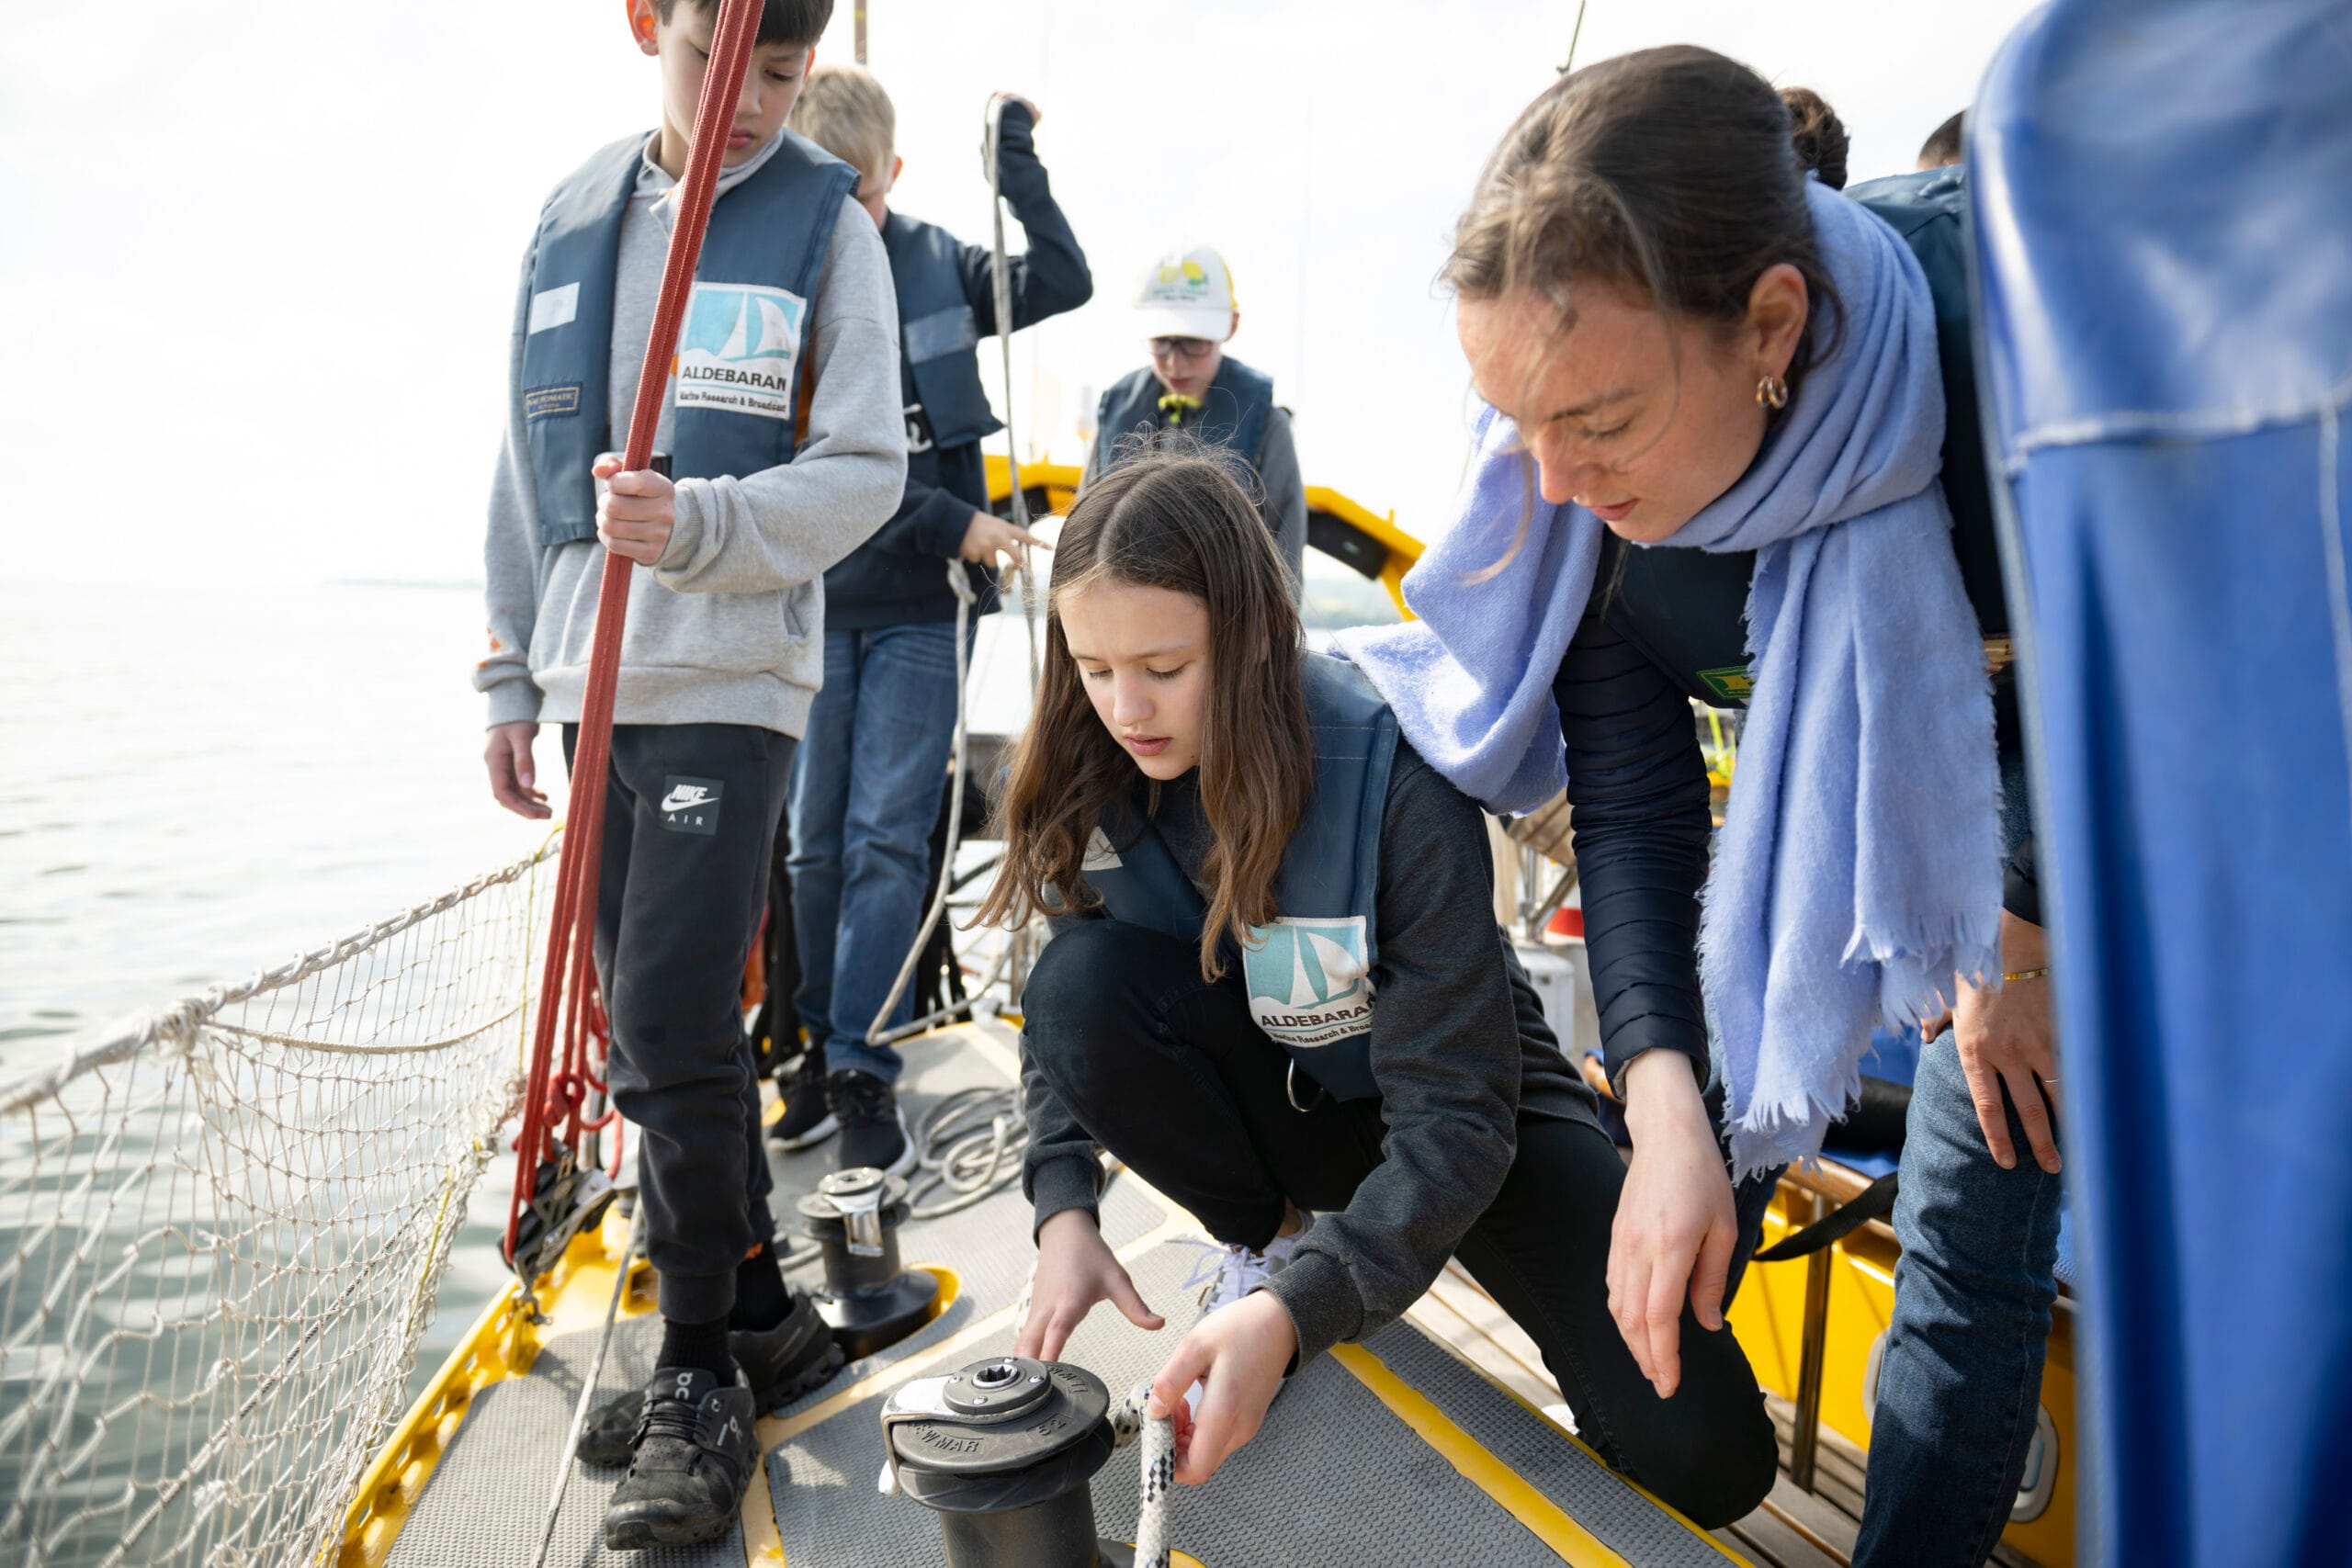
[476, 131, 907, 736]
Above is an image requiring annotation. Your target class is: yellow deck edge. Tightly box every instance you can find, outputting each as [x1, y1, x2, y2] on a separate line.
[336, 1213, 651, 1568]
[1331, 1342, 1643, 1568]
[352, 1021, 1727, 1568]
[1388, 1315, 1758, 1566]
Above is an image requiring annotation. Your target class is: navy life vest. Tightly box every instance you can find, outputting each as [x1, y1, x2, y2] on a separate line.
[1092, 356, 1275, 476]
[1080, 653, 1397, 1100]
[1596, 168, 2009, 709]
[882, 212, 1001, 456]
[516, 130, 857, 547]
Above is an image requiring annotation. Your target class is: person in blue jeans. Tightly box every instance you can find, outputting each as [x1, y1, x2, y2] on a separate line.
[1854, 807, 2064, 1567]
[776, 66, 1090, 1172]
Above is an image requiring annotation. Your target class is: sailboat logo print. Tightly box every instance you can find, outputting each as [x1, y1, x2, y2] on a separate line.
[674, 282, 807, 421]
[1242, 917, 1375, 1050]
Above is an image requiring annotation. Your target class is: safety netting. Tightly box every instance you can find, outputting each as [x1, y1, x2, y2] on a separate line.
[0, 840, 559, 1568]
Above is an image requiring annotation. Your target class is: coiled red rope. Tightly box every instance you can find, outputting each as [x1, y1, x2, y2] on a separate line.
[505, 0, 765, 1262]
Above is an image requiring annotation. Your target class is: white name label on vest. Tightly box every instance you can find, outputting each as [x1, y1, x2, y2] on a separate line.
[674, 282, 806, 422]
[527, 283, 580, 334]
[1243, 916, 1375, 1049]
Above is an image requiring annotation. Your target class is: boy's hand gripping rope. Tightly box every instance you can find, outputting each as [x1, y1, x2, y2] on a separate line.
[503, 0, 765, 1282]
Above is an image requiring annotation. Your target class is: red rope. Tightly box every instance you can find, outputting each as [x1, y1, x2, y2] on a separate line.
[505, 0, 766, 1262]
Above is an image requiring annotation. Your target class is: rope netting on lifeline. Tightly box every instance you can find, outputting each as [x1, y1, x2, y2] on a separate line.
[503, 0, 764, 1285]
[0, 840, 560, 1568]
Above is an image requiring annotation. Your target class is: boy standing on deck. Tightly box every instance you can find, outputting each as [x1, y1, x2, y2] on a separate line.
[472, 0, 904, 1549]
[774, 65, 1091, 1172]
[1082, 245, 1307, 594]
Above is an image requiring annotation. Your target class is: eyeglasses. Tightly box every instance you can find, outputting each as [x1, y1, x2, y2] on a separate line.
[1148, 336, 1219, 363]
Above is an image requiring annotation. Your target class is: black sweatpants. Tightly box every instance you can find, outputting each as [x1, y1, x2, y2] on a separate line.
[565, 722, 794, 1324]
[1023, 921, 1778, 1529]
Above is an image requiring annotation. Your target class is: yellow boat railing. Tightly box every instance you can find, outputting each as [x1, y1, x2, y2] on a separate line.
[983, 456, 1422, 618]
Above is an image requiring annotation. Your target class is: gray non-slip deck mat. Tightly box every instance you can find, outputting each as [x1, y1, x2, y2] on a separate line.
[383, 1347, 740, 1568]
[763, 1239, 1738, 1566]
[392, 1023, 1169, 1566]
[1361, 1321, 1737, 1568]
[765, 1021, 1170, 1410]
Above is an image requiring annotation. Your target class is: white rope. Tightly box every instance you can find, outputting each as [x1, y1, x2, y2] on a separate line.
[985, 93, 1045, 695]
[860, 92, 1046, 1051]
[0, 839, 560, 1116]
[860, 560, 978, 1047]
[1112, 1379, 1175, 1568]
[903, 1084, 1027, 1220]
[531, 1200, 644, 1568]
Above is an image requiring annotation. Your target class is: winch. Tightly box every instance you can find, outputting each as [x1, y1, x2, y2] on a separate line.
[797, 1167, 942, 1357]
[880, 1355, 1148, 1567]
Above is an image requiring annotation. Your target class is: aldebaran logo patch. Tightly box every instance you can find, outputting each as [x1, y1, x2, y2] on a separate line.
[674, 282, 805, 421]
[1242, 916, 1374, 1049]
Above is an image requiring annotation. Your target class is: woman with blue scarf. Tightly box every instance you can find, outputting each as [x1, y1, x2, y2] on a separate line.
[1340, 45, 2005, 1416]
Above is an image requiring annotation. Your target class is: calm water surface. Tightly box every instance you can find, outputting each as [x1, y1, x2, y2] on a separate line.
[1, 577, 568, 1393]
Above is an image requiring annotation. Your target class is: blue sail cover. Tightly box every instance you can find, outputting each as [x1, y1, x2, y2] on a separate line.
[1971, 2, 2352, 1562]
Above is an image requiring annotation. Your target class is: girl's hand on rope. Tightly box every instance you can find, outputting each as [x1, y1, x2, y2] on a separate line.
[1017, 1209, 1164, 1362]
[1610, 1049, 1736, 1400]
[1147, 1291, 1295, 1485]
[484, 721, 551, 819]
[593, 457, 676, 566]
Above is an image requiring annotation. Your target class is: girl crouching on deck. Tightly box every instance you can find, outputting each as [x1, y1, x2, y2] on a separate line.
[975, 451, 1776, 1526]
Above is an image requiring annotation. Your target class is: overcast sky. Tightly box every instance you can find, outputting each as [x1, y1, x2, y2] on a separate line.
[0, 0, 2038, 588]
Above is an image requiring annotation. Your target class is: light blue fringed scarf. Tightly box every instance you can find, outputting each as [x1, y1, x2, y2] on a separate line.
[1338, 181, 2001, 1177]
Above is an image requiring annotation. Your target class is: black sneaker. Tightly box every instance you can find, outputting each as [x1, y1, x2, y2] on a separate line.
[600, 1369, 757, 1551]
[576, 1296, 844, 1467]
[829, 1068, 916, 1177]
[768, 1049, 839, 1151]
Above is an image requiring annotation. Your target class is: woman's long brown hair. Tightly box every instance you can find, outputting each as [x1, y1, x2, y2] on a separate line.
[972, 449, 1312, 981]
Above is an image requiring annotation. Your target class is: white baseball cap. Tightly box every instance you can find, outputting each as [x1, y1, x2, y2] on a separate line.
[1133, 245, 1238, 343]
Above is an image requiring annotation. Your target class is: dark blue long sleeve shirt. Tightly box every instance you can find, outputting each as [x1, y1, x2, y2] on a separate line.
[822, 103, 1092, 629]
[1552, 606, 1717, 1093]
[1556, 541, 2041, 1096]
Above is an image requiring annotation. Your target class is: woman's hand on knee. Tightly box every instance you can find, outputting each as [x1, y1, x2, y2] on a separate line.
[1147, 1291, 1295, 1485]
[1016, 1208, 1164, 1362]
[1611, 1051, 1737, 1401]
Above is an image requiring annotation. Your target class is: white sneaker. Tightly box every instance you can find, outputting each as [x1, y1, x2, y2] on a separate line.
[1176, 1215, 1312, 1415]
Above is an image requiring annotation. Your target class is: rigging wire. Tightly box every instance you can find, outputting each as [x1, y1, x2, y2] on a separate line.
[1561, 0, 1590, 74]
[530, 1202, 644, 1568]
[859, 92, 1045, 1050]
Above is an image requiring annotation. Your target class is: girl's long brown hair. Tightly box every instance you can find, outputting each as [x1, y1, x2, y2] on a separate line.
[972, 449, 1312, 981]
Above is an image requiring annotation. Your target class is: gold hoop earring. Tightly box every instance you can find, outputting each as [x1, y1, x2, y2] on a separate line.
[1755, 373, 1789, 411]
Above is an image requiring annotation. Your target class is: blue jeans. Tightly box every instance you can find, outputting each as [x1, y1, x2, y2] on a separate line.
[1850, 1028, 2064, 1567]
[787, 624, 963, 1083]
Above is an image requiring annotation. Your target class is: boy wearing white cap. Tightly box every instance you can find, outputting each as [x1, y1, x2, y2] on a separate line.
[1083, 245, 1306, 592]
